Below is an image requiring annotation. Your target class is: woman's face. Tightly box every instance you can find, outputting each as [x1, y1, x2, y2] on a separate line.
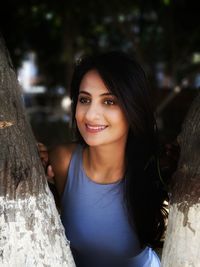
[75, 70, 129, 148]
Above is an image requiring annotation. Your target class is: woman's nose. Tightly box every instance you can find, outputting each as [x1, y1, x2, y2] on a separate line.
[85, 103, 101, 121]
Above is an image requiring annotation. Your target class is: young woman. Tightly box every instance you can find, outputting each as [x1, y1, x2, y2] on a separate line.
[39, 51, 168, 267]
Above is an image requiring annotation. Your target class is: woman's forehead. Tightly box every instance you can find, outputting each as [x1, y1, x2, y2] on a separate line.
[79, 70, 109, 94]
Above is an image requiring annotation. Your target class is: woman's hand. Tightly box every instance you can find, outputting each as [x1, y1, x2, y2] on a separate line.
[37, 143, 60, 207]
[37, 143, 55, 181]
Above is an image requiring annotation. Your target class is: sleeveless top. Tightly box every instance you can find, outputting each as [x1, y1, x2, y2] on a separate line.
[61, 145, 160, 267]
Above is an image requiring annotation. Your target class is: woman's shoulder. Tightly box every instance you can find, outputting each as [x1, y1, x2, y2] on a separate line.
[49, 142, 78, 195]
[50, 143, 77, 162]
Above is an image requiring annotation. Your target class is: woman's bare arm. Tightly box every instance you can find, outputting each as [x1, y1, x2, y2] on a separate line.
[38, 143, 77, 196]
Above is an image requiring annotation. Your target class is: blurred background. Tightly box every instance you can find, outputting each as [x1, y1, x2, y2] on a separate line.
[0, 0, 199, 148]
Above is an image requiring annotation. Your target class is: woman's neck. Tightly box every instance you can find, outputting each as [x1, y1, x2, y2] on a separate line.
[83, 144, 126, 184]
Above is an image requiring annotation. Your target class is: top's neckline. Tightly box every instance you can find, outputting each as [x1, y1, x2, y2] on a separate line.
[79, 146, 124, 186]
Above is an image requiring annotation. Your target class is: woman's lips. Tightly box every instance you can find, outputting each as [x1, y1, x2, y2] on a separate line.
[85, 124, 108, 133]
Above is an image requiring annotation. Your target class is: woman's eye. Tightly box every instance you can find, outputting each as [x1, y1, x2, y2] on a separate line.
[104, 99, 115, 105]
[79, 97, 90, 104]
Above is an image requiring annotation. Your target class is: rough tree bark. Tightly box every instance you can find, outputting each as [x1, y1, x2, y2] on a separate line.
[0, 37, 75, 266]
[161, 93, 200, 267]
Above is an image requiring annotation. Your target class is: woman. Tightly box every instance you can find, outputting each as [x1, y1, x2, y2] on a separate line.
[39, 51, 168, 266]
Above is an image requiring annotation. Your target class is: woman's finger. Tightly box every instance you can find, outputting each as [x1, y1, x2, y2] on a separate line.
[47, 165, 55, 178]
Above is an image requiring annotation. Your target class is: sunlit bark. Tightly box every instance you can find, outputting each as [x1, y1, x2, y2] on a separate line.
[0, 36, 75, 266]
[161, 93, 200, 267]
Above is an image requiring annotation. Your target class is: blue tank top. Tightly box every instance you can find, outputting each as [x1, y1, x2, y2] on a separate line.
[61, 145, 160, 267]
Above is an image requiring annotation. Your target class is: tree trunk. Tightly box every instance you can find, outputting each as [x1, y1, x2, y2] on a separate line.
[161, 93, 200, 267]
[0, 36, 75, 266]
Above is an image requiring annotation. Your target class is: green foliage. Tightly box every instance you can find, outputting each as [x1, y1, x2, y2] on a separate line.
[0, 0, 199, 89]
[163, 0, 171, 6]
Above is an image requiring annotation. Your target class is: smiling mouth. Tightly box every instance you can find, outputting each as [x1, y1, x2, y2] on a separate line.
[85, 124, 108, 133]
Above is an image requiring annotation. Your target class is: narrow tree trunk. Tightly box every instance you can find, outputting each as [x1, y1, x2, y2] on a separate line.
[161, 93, 200, 267]
[0, 36, 75, 266]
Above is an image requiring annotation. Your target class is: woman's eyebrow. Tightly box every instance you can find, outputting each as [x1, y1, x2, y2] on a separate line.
[79, 91, 114, 97]
[79, 90, 91, 95]
[100, 92, 114, 97]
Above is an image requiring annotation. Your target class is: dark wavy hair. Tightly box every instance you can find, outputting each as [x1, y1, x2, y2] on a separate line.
[70, 51, 168, 248]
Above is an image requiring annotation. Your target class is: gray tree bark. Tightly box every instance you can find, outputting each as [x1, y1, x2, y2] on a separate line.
[161, 93, 200, 267]
[0, 36, 75, 266]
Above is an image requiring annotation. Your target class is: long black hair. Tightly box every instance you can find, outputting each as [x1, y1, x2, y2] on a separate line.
[70, 51, 168, 248]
